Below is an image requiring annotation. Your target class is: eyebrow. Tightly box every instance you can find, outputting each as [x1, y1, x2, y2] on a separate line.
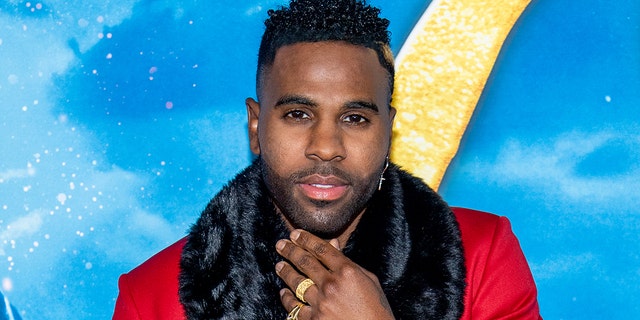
[274, 95, 317, 108]
[346, 100, 380, 113]
[274, 94, 380, 113]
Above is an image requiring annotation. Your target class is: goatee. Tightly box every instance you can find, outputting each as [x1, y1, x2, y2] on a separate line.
[258, 157, 379, 239]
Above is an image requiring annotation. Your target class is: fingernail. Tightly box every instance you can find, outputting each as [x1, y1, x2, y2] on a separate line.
[329, 239, 340, 250]
[290, 229, 301, 241]
[275, 261, 284, 273]
[276, 240, 286, 251]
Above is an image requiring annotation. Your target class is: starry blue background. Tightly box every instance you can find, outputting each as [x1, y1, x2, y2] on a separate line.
[0, 0, 638, 318]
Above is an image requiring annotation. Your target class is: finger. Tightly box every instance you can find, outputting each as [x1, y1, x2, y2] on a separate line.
[276, 238, 327, 278]
[275, 261, 319, 304]
[280, 289, 307, 317]
[329, 239, 340, 250]
[290, 229, 348, 270]
[280, 289, 306, 312]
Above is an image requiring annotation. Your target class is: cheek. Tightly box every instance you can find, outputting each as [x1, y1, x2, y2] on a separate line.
[345, 134, 389, 169]
[258, 124, 305, 170]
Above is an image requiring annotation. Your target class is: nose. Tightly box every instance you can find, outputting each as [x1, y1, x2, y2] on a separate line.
[305, 119, 346, 162]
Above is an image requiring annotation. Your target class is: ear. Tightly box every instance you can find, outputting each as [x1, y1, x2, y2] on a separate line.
[388, 106, 397, 135]
[388, 106, 397, 126]
[387, 106, 397, 153]
[246, 97, 261, 155]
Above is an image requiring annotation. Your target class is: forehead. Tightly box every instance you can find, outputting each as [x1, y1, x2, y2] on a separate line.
[260, 41, 390, 102]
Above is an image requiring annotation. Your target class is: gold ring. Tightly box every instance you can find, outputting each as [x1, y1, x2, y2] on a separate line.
[295, 278, 315, 303]
[286, 303, 303, 320]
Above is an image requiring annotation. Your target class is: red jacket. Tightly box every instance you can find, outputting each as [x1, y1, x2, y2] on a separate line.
[113, 208, 541, 319]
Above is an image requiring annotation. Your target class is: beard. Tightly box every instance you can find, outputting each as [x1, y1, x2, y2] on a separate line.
[259, 157, 381, 239]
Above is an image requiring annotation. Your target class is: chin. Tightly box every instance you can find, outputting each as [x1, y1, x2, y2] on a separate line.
[289, 207, 358, 239]
[300, 223, 347, 240]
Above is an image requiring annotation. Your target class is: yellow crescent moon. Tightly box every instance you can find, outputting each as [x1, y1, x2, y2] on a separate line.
[391, 0, 531, 190]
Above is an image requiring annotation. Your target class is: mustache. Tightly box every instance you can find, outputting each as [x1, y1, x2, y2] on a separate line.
[289, 164, 352, 183]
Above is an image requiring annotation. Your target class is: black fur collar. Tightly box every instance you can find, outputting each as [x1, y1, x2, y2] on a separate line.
[179, 161, 465, 319]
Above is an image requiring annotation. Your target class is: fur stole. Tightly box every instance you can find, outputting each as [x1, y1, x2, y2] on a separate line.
[179, 161, 466, 319]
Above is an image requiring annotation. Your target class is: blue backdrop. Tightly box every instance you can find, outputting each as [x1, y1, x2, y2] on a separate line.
[0, 0, 638, 318]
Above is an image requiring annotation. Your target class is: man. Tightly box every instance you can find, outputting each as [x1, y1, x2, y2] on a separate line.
[113, 0, 541, 319]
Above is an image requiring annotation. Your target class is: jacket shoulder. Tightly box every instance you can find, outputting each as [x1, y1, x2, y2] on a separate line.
[451, 207, 541, 320]
[452, 207, 502, 242]
[113, 238, 187, 319]
[128, 237, 186, 279]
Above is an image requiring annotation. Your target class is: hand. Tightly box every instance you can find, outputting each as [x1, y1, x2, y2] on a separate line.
[275, 229, 395, 320]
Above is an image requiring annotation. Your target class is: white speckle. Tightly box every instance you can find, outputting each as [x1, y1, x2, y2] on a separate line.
[2, 278, 12, 292]
[23, 185, 32, 192]
[97, 16, 104, 23]
[33, 241, 39, 247]
[246, 5, 263, 16]
[605, 95, 612, 103]
[8, 74, 18, 84]
[78, 18, 89, 28]
[106, 53, 113, 59]
[85, 262, 93, 270]
[57, 193, 67, 205]
[22, 106, 28, 111]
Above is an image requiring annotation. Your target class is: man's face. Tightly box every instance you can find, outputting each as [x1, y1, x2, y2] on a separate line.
[247, 41, 395, 238]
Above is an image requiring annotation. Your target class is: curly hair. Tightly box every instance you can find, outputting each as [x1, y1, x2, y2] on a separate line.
[256, 0, 394, 100]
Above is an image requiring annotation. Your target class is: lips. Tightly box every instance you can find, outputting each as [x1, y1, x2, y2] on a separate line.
[296, 174, 349, 202]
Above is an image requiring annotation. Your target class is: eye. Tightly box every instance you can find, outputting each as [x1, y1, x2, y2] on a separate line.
[343, 114, 369, 124]
[284, 110, 310, 121]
